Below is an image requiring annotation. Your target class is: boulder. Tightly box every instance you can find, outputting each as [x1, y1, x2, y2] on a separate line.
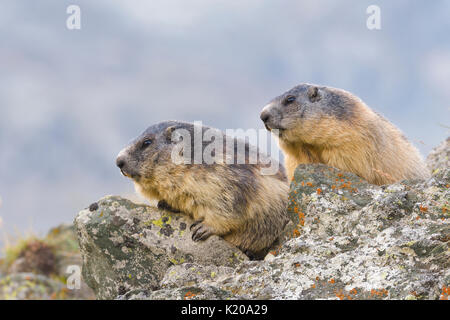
[118, 162, 448, 300]
[77, 138, 450, 300]
[74, 196, 247, 299]
[0, 224, 95, 300]
[0, 273, 66, 300]
[427, 137, 449, 173]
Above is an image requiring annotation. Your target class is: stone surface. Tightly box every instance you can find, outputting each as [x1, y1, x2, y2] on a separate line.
[427, 137, 449, 173]
[77, 138, 450, 300]
[74, 196, 248, 299]
[0, 273, 66, 300]
[0, 224, 95, 300]
[118, 163, 448, 300]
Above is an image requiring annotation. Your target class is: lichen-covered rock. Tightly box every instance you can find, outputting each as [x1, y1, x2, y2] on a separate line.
[74, 196, 248, 299]
[117, 156, 449, 300]
[0, 273, 67, 300]
[0, 224, 95, 300]
[427, 137, 449, 173]
[79, 138, 450, 300]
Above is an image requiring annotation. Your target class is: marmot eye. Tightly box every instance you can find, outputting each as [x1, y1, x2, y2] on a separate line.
[142, 139, 153, 149]
[284, 95, 296, 104]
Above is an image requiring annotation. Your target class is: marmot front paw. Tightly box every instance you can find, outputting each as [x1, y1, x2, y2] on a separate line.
[190, 220, 214, 242]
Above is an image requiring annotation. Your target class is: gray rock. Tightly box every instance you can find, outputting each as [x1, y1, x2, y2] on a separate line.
[77, 138, 450, 300]
[120, 164, 448, 300]
[427, 137, 449, 173]
[0, 224, 96, 300]
[0, 273, 64, 300]
[74, 196, 248, 299]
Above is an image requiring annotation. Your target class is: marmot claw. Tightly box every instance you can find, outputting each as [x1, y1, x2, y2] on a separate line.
[191, 222, 214, 242]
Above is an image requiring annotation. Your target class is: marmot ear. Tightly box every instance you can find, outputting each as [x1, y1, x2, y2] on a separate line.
[164, 126, 177, 142]
[307, 86, 320, 102]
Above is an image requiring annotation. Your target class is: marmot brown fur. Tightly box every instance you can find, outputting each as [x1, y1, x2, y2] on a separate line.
[260, 83, 430, 185]
[116, 121, 289, 258]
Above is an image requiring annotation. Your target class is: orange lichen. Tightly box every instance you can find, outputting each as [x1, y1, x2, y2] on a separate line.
[293, 228, 301, 238]
[419, 205, 428, 213]
[270, 244, 283, 256]
[335, 289, 345, 300]
[370, 288, 388, 298]
[306, 182, 314, 187]
[298, 211, 305, 226]
[440, 286, 449, 300]
[310, 283, 316, 289]
[317, 188, 322, 195]
[184, 291, 197, 300]
[349, 288, 357, 295]
[329, 278, 335, 284]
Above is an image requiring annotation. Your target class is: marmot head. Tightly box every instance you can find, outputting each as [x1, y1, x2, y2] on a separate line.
[260, 83, 356, 144]
[115, 121, 185, 182]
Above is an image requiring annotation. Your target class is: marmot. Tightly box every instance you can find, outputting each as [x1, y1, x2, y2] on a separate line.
[260, 83, 430, 185]
[116, 121, 289, 258]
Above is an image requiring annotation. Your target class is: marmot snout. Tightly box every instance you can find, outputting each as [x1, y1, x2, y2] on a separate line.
[260, 83, 430, 185]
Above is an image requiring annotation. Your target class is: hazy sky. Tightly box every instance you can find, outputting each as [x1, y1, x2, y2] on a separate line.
[0, 0, 449, 241]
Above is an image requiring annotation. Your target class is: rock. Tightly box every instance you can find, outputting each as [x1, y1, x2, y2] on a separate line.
[0, 273, 66, 300]
[115, 140, 449, 300]
[0, 224, 96, 300]
[0, 270, 94, 300]
[8, 240, 56, 275]
[427, 137, 449, 173]
[74, 196, 248, 299]
[77, 138, 450, 300]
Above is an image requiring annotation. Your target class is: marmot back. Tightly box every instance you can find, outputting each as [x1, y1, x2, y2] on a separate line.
[116, 121, 289, 259]
[260, 83, 430, 185]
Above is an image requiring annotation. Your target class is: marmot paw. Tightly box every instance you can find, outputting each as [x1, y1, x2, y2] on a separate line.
[191, 221, 214, 242]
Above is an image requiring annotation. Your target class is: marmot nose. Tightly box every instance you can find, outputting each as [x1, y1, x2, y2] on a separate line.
[116, 157, 125, 169]
[260, 111, 270, 123]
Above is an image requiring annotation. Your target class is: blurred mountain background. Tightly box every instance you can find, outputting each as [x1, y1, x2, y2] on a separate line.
[0, 0, 449, 247]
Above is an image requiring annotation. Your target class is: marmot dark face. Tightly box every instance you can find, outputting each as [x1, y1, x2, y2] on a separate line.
[116, 121, 180, 182]
[260, 83, 355, 143]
